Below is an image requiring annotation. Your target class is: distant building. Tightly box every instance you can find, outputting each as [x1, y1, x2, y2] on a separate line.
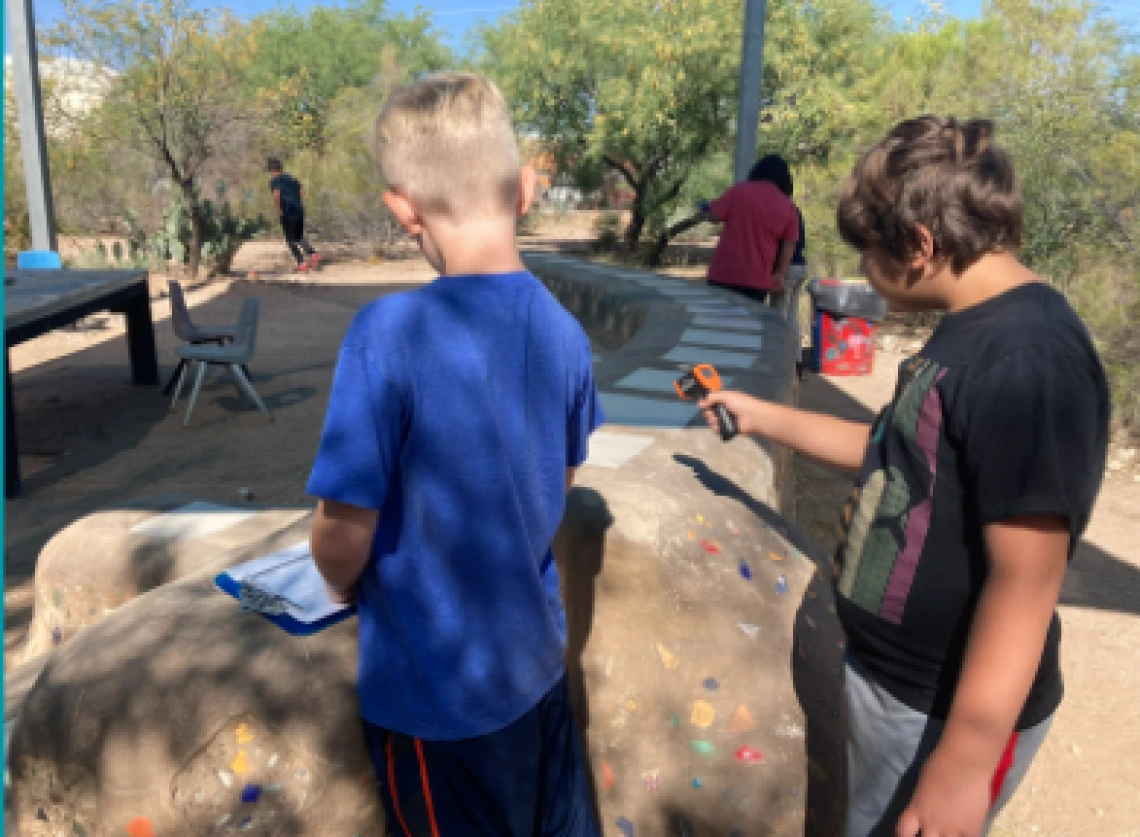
[4, 56, 116, 137]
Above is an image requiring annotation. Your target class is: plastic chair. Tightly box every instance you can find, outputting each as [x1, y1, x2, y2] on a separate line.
[171, 297, 272, 426]
[162, 280, 240, 396]
[17, 250, 62, 269]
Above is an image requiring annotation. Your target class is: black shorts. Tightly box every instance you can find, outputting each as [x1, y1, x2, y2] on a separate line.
[281, 211, 305, 242]
[364, 674, 600, 837]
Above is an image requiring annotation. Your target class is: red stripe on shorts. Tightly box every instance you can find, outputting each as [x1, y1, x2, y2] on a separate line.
[387, 736, 413, 837]
[415, 738, 441, 837]
[990, 731, 1020, 807]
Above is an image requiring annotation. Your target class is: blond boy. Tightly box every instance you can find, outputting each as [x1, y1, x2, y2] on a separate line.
[306, 73, 604, 836]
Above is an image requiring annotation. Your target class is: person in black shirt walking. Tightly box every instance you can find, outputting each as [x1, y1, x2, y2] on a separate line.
[268, 157, 320, 273]
[700, 116, 1109, 837]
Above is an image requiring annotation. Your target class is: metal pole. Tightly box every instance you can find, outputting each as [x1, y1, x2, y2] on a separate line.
[734, 0, 768, 183]
[7, 0, 59, 252]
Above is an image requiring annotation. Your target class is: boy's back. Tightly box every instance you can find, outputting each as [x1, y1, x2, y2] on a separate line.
[308, 71, 603, 836]
[707, 179, 798, 292]
[309, 270, 598, 738]
[269, 172, 303, 217]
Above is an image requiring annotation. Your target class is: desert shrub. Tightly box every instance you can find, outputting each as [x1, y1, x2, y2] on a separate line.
[593, 211, 622, 251]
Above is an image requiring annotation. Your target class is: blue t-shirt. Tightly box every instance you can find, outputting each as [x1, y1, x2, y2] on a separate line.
[307, 271, 604, 739]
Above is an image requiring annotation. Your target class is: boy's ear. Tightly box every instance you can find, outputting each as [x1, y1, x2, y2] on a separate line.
[908, 224, 938, 272]
[382, 190, 423, 236]
[517, 164, 537, 218]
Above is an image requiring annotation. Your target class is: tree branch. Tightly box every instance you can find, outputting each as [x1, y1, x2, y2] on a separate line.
[603, 154, 639, 190]
[658, 172, 688, 207]
[646, 212, 704, 266]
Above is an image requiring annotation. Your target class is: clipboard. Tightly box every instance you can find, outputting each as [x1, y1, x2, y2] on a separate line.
[214, 541, 356, 636]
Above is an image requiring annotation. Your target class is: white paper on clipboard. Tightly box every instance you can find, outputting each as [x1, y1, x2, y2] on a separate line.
[225, 541, 349, 624]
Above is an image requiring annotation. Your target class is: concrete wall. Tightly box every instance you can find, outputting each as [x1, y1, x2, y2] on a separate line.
[8, 256, 829, 836]
[526, 251, 798, 516]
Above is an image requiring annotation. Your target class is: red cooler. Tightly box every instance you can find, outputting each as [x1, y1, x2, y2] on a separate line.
[807, 278, 889, 376]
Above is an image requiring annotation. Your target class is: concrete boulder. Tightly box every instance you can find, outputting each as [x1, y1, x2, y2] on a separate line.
[9, 426, 836, 836]
[10, 561, 375, 836]
[22, 501, 311, 662]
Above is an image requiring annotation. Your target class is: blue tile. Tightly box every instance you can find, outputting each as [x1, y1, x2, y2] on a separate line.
[691, 316, 762, 331]
[599, 393, 701, 427]
[679, 329, 763, 350]
[616, 368, 735, 392]
[663, 346, 757, 368]
[685, 304, 751, 316]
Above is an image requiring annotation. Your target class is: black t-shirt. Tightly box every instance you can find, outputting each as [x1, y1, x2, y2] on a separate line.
[834, 282, 1109, 730]
[269, 174, 304, 218]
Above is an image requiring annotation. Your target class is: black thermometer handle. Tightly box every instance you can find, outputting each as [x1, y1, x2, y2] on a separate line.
[713, 403, 737, 441]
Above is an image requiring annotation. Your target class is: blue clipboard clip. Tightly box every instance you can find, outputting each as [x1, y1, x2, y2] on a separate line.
[214, 571, 356, 637]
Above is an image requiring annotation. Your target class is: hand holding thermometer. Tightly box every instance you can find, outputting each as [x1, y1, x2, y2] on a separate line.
[674, 364, 738, 441]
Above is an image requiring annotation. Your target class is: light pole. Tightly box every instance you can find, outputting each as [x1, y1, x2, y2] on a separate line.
[733, 0, 768, 183]
[8, 0, 58, 251]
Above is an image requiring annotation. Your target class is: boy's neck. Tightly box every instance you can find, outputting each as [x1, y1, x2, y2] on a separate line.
[940, 252, 1039, 313]
[426, 216, 526, 277]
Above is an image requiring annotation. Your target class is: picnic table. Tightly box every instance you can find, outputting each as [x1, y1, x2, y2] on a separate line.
[4, 268, 159, 498]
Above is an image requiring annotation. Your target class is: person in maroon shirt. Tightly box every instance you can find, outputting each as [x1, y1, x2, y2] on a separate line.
[701, 154, 800, 303]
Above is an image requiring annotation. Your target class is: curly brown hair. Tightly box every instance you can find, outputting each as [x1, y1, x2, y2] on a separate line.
[837, 116, 1023, 272]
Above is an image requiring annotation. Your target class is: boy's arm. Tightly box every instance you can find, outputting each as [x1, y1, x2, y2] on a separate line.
[698, 200, 720, 223]
[306, 332, 405, 604]
[772, 204, 800, 285]
[273, 189, 283, 217]
[772, 239, 796, 285]
[566, 468, 576, 492]
[705, 185, 736, 224]
[700, 391, 870, 472]
[311, 499, 379, 602]
[898, 514, 1069, 837]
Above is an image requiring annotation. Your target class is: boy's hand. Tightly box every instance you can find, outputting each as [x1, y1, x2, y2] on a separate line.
[700, 391, 871, 472]
[699, 390, 766, 437]
[326, 582, 356, 605]
[898, 515, 1071, 837]
[896, 747, 992, 837]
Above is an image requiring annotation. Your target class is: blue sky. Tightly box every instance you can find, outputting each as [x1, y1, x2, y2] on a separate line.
[6, 0, 1136, 55]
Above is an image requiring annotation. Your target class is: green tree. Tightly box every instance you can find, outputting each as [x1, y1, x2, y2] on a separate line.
[867, 0, 1138, 270]
[483, 0, 742, 260]
[241, 0, 452, 153]
[48, 0, 262, 276]
[482, 0, 884, 264]
[4, 83, 33, 255]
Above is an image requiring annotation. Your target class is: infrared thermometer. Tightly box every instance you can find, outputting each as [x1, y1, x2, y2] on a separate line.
[674, 364, 738, 441]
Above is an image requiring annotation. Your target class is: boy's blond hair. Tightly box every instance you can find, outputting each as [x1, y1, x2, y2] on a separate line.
[372, 72, 521, 219]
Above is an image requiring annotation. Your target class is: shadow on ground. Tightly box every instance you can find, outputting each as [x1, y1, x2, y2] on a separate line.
[4, 279, 421, 666]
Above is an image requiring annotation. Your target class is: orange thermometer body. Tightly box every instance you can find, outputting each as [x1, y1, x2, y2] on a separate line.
[674, 364, 738, 441]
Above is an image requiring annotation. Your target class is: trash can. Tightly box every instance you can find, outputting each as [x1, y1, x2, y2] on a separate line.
[807, 278, 889, 375]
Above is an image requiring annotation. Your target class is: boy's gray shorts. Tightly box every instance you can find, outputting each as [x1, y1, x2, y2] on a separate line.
[844, 654, 1053, 837]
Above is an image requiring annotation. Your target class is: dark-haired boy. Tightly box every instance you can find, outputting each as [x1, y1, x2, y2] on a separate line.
[701, 116, 1109, 836]
[267, 157, 320, 272]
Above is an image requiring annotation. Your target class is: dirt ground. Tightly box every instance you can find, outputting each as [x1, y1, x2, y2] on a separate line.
[6, 220, 1140, 835]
